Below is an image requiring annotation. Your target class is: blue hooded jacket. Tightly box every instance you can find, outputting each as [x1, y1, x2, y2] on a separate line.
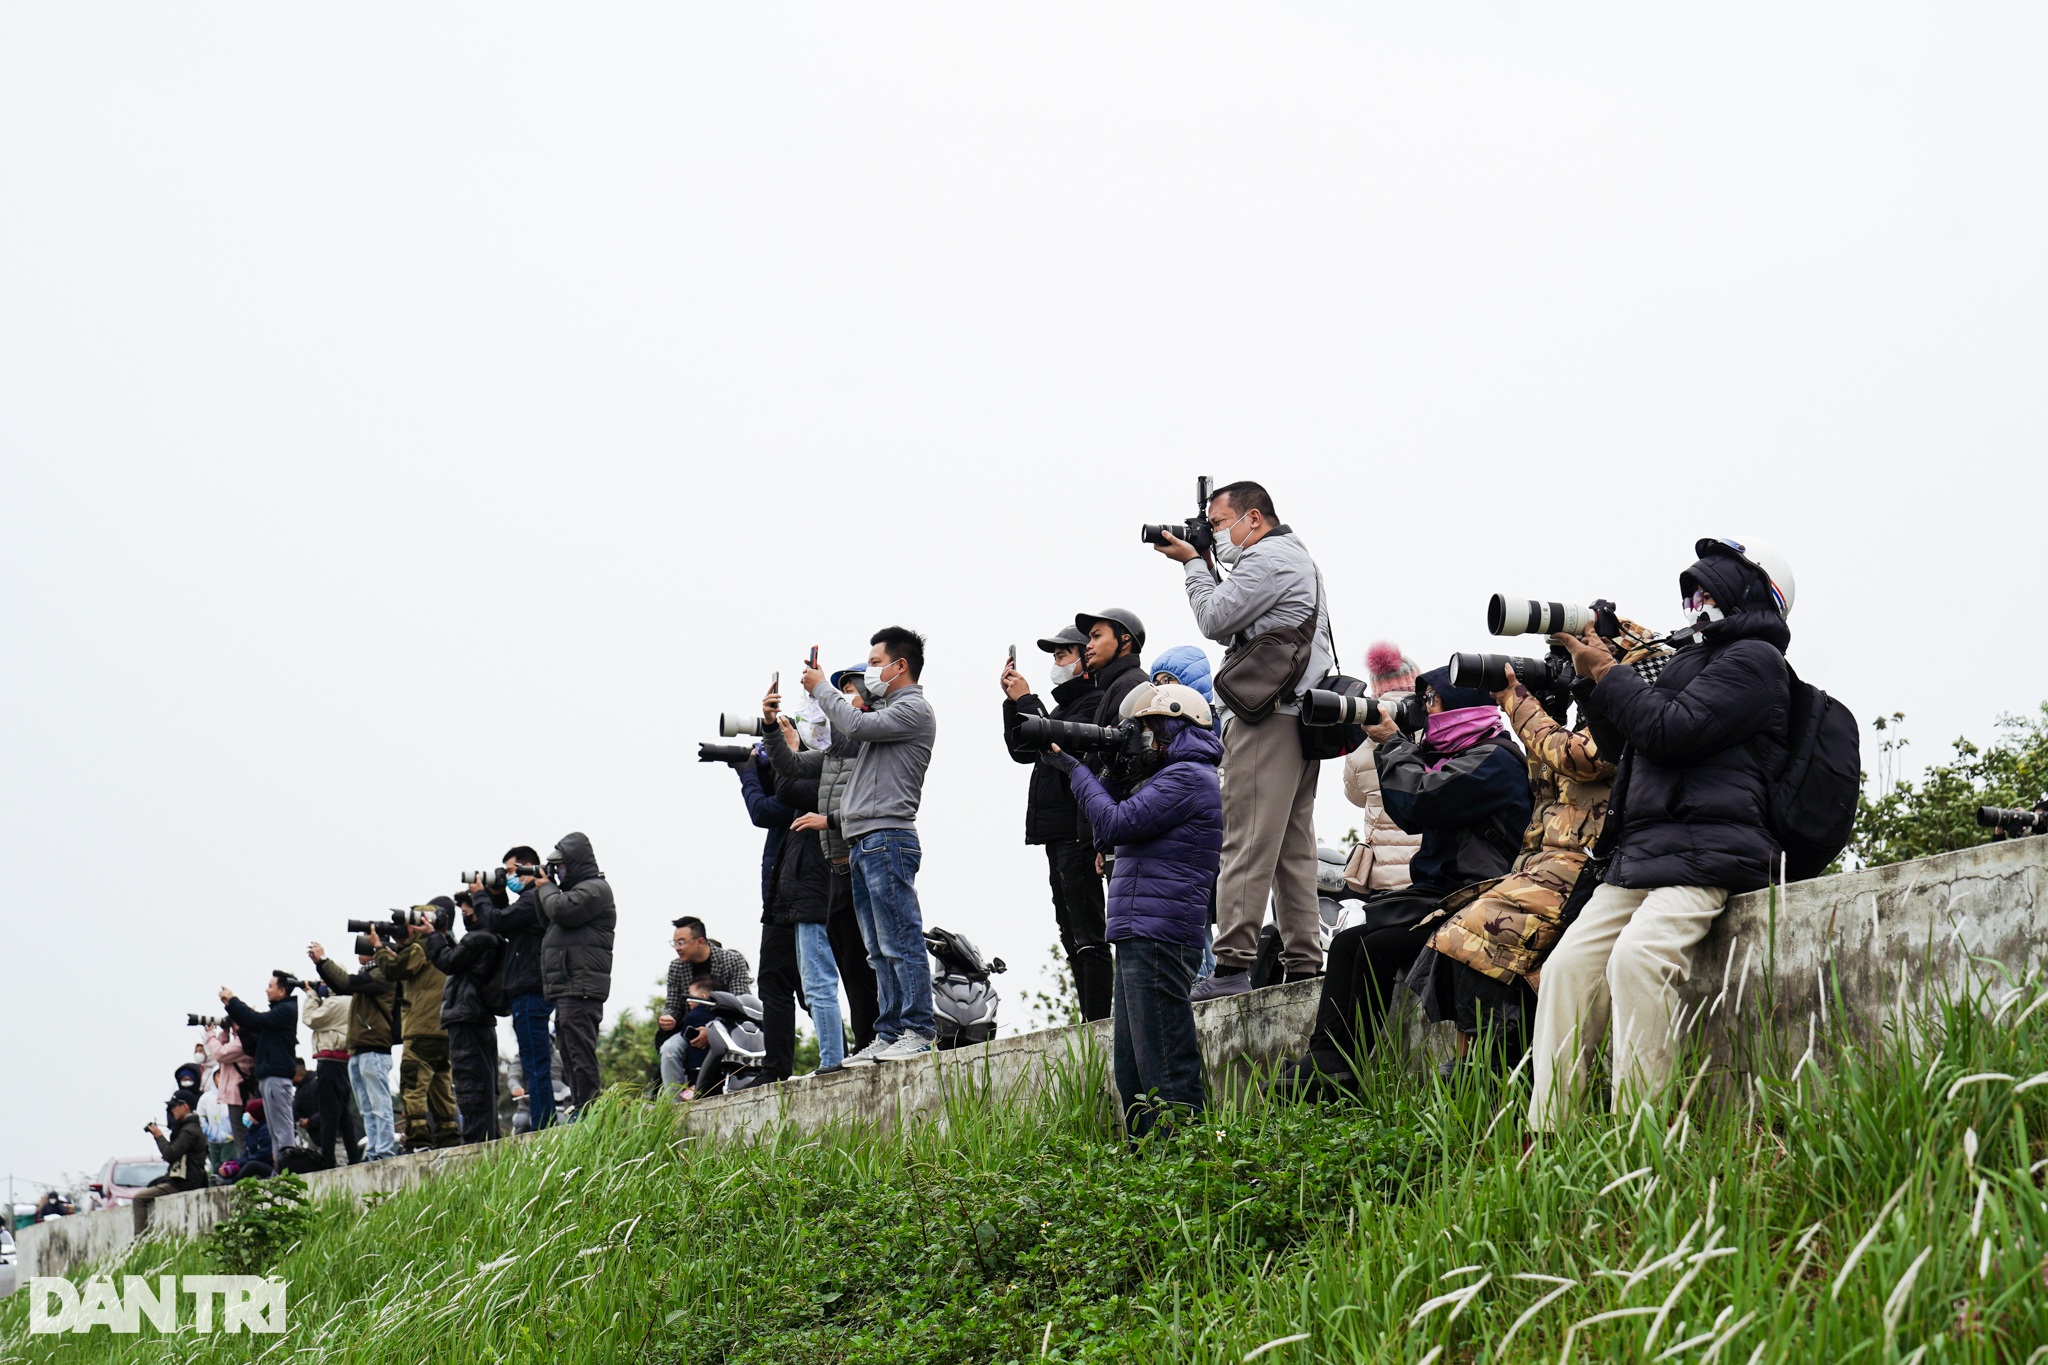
[1061, 718, 1223, 947]
[1148, 646, 1220, 732]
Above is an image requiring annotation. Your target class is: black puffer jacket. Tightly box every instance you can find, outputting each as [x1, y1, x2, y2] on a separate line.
[765, 775, 832, 926]
[1091, 654, 1147, 732]
[1004, 674, 1100, 844]
[223, 994, 299, 1081]
[1592, 561, 1791, 893]
[486, 885, 546, 1000]
[537, 832, 616, 1002]
[426, 924, 505, 1026]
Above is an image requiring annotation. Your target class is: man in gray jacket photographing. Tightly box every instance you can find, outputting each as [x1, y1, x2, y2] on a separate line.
[1154, 479, 1335, 999]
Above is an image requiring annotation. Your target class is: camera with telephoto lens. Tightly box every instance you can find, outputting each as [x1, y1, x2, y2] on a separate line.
[1487, 594, 1623, 640]
[1011, 713, 1145, 756]
[1977, 805, 2048, 837]
[352, 933, 380, 957]
[698, 742, 754, 767]
[186, 1013, 223, 1028]
[1140, 475, 1217, 552]
[274, 973, 305, 992]
[458, 868, 508, 892]
[1299, 689, 1427, 734]
[1447, 651, 1578, 700]
[720, 713, 767, 737]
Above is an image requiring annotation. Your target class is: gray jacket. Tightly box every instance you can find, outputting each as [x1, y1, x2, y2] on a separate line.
[762, 720, 863, 861]
[1182, 526, 1337, 716]
[537, 831, 616, 1002]
[811, 681, 937, 841]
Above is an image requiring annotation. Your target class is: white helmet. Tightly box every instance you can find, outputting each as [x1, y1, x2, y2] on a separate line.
[1119, 681, 1214, 729]
[1695, 536, 1796, 619]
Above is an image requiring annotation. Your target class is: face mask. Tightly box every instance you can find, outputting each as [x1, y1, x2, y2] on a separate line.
[1211, 510, 1251, 565]
[1050, 660, 1078, 687]
[241, 1113, 253, 1129]
[863, 662, 891, 701]
[505, 875, 523, 894]
[1683, 591, 1725, 625]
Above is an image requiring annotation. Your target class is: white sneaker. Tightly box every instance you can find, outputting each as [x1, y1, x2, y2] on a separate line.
[876, 1034, 936, 1062]
[840, 1038, 892, 1068]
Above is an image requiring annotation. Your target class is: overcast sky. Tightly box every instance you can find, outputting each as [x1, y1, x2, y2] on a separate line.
[2, 6, 2044, 1193]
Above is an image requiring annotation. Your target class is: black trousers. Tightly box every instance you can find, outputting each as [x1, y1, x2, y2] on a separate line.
[759, 921, 800, 1080]
[554, 997, 604, 1111]
[827, 866, 880, 1049]
[1046, 838, 1113, 1021]
[447, 1023, 501, 1143]
[1308, 914, 1437, 1066]
[314, 1057, 363, 1164]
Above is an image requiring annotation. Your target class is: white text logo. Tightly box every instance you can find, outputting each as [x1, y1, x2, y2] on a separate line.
[28, 1276, 288, 1334]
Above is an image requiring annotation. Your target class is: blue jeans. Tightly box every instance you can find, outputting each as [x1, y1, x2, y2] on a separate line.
[508, 993, 556, 1131]
[797, 921, 845, 1068]
[659, 1004, 718, 1088]
[849, 829, 934, 1041]
[1112, 938, 1207, 1139]
[348, 1050, 397, 1159]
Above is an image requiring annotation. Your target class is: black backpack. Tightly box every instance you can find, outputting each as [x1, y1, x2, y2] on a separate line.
[1767, 666, 1861, 881]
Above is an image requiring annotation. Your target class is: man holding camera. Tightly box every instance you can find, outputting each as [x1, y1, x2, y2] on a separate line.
[1154, 480, 1335, 998]
[537, 833, 616, 1112]
[299, 980, 362, 1165]
[483, 846, 557, 1131]
[803, 626, 939, 1064]
[387, 904, 460, 1150]
[220, 971, 301, 1162]
[430, 893, 507, 1143]
[310, 932, 402, 1161]
[1001, 623, 1113, 1021]
[659, 917, 755, 1086]
[134, 1090, 208, 1232]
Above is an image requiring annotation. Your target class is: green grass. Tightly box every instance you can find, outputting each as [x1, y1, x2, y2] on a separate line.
[7, 970, 2048, 1364]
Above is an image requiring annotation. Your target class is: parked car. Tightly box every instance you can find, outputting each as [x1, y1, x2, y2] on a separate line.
[87, 1156, 169, 1208]
[1, 1224, 16, 1298]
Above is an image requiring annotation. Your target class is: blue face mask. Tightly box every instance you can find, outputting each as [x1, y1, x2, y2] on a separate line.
[505, 875, 524, 895]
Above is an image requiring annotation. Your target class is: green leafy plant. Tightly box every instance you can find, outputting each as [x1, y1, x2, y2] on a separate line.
[205, 1171, 315, 1275]
[1851, 704, 2048, 866]
[596, 982, 665, 1096]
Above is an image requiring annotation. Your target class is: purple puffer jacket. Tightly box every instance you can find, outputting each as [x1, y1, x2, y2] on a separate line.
[1062, 719, 1223, 948]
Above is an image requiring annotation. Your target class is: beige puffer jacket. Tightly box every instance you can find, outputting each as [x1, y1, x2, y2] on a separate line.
[1340, 694, 1424, 892]
[302, 989, 352, 1056]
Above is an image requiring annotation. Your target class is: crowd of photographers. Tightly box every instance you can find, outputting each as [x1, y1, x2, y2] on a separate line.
[132, 837, 615, 1230]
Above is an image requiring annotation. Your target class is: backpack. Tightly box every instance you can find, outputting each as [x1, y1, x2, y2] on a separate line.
[1767, 666, 1861, 881]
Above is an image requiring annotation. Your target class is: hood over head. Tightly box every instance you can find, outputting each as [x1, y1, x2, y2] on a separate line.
[1417, 665, 1494, 714]
[1679, 554, 1793, 652]
[551, 832, 603, 890]
[1158, 714, 1225, 766]
[1149, 645, 1215, 701]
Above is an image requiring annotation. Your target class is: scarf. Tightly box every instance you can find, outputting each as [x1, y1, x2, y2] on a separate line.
[1420, 706, 1505, 772]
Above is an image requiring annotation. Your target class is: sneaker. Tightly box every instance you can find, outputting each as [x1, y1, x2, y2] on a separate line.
[813, 1063, 845, 1077]
[840, 1037, 893, 1068]
[1190, 971, 1253, 1003]
[875, 1033, 936, 1062]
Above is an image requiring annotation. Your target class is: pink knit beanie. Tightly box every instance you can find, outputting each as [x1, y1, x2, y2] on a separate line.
[1366, 641, 1420, 697]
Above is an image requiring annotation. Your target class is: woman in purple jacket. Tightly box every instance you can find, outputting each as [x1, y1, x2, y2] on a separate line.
[1045, 681, 1223, 1138]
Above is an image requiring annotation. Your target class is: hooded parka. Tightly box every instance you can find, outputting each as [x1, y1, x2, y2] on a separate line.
[537, 831, 617, 1002]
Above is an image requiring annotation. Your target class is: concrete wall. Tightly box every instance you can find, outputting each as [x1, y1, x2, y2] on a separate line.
[16, 836, 2045, 1288]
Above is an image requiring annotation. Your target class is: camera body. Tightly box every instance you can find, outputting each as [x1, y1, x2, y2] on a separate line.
[186, 1013, 223, 1028]
[1487, 594, 1623, 640]
[697, 742, 754, 767]
[1140, 475, 1217, 552]
[1977, 805, 2048, 837]
[352, 933, 381, 957]
[720, 713, 767, 738]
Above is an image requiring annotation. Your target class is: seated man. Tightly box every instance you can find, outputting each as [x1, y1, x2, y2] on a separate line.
[133, 1089, 209, 1232]
[657, 917, 753, 1091]
[1278, 667, 1533, 1098]
[1044, 681, 1223, 1139]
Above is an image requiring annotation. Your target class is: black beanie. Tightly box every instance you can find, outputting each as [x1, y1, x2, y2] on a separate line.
[1418, 665, 1495, 714]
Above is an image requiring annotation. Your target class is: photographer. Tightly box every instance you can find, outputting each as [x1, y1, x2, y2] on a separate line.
[1276, 668, 1532, 1099]
[221, 971, 301, 1161]
[803, 627, 939, 1065]
[1529, 540, 1794, 1131]
[1076, 610, 1148, 769]
[658, 917, 753, 1088]
[760, 733, 850, 1074]
[133, 1090, 207, 1231]
[428, 894, 506, 1143]
[537, 833, 616, 1113]
[310, 931, 403, 1161]
[1002, 624, 1111, 1021]
[483, 846, 557, 1132]
[1042, 682, 1223, 1138]
[389, 904, 459, 1151]
[1339, 644, 1424, 894]
[1155, 480, 1336, 999]
[762, 666, 882, 1054]
[299, 981, 362, 1165]
[730, 733, 807, 1081]
[201, 1021, 250, 1146]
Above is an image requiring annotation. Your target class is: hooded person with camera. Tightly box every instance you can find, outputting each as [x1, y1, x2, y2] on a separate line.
[1002, 623, 1113, 1022]
[133, 1090, 208, 1231]
[428, 894, 506, 1143]
[1042, 681, 1223, 1138]
[1529, 540, 1794, 1131]
[537, 832, 616, 1112]
[1155, 480, 1337, 998]
[387, 902, 459, 1151]
[221, 971, 302, 1162]
[481, 847, 557, 1131]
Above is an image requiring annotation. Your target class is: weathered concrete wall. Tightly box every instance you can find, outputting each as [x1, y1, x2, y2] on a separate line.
[17, 837, 2045, 1288]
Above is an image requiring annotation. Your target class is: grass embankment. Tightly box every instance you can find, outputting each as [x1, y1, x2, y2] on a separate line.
[7, 977, 2048, 1364]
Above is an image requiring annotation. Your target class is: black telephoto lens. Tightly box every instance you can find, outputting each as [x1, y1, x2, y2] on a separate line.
[353, 933, 379, 957]
[344, 918, 379, 934]
[1977, 806, 2048, 834]
[1013, 714, 1124, 752]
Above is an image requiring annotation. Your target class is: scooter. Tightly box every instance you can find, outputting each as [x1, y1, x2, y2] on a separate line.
[694, 991, 774, 1097]
[925, 927, 1007, 1049]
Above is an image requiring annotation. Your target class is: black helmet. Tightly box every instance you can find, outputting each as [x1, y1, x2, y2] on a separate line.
[1075, 608, 1146, 655]
[1035, 623, 1089, 653]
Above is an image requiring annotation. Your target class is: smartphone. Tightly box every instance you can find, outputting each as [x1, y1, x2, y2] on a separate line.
[1007, 643, 1017, 668]
[808, 645, 819, 669]
[771, 671, 780, 693]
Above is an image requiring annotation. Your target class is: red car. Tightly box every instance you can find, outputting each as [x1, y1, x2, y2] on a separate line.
[86, 1155, 170, 1208]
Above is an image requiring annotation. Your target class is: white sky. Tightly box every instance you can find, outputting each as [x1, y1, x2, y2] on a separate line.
[3, 5, 2044, 1192]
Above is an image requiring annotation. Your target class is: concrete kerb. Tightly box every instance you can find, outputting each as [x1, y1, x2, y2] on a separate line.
[14, 836, 2045, 1288]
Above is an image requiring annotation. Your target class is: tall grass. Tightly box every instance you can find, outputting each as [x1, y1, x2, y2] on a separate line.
[5, 962, 2046, 1363]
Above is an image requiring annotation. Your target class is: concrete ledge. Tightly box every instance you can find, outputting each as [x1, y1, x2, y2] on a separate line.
[17, 837, 2044, 1287]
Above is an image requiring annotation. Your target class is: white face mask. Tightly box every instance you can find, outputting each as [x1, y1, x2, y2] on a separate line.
[1683, 590, 1725, 625]
[862, 661, 891, 701]
[1212, 510, 1252, 565]
[1049, 660, 1078, 687]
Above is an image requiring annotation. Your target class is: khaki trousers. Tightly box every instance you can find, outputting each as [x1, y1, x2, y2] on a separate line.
[1527, 882, 1728, 1131]
[1212, 712, 1324, 975]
